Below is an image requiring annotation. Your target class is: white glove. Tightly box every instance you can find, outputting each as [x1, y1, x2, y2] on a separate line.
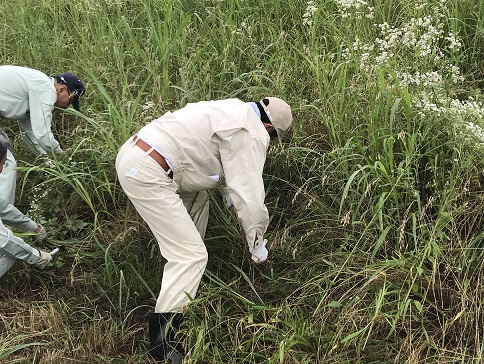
[250, 238, 268, 263]
[33, 249, 53, 269]
[219, 187, 233, 208]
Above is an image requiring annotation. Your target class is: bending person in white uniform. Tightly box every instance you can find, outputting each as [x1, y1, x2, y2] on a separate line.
[0, 65, 85, 239]
[0, 135, 53, 278]
[115, 96, 293, 363]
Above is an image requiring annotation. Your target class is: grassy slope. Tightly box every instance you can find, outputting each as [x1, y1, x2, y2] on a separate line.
[1, 0, 484, 363]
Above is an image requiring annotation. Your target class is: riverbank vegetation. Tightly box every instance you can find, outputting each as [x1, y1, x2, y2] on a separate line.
[1, 0, 484, 362]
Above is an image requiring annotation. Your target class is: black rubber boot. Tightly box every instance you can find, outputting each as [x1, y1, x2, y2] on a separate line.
[148, 310, 184, 363]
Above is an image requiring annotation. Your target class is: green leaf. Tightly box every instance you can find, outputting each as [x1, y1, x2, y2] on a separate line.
[327, 301, 343, 308]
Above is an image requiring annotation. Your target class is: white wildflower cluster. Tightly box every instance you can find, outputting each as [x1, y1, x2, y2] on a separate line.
[396, 64, 463, 88]
[464, 121, 484, 143]
[334, 0, 374, 19]
[373, 17, 444, 65]
[405, 16, 443, 57]
[447, 98, 484, 120]
[457, 117, 484, 151]
[414, 96, 484, 148]
[341, 4, 464, 90]
[28, 185, 49, 221]
[396, 70, 442, 88]
[445, 33, 462, 50]
[449, 64, 465, 84]
[341, 47, 350, 60]
[303, 1, 318, 27]
[415, 96, 484, 120]
[344, 36, 373, 64]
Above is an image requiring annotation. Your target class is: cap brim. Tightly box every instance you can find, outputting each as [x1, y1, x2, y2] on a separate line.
[72, 98, 80, 111]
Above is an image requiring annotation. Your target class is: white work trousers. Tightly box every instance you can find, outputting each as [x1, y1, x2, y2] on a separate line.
[116, 139, 209, 313]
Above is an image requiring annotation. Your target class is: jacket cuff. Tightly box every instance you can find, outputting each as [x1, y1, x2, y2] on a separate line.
[20, 220, 38, 233]
[26, 248, 40, 264]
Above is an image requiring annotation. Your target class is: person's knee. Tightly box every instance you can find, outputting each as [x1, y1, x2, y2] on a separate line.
[0, 255, 17, 278]
[189, 244, 208, 271]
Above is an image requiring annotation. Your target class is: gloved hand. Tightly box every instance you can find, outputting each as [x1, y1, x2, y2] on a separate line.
[250, 238, 268, 263]
[219, 187, 233, 208]
[34, 224, 47, 241]
[33, 249, 53, 269]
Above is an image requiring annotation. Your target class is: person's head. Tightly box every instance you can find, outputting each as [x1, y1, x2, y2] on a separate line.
[256, 97, 293, 143]
[53, 72, 85, 111]
[0, 135, 9, 173]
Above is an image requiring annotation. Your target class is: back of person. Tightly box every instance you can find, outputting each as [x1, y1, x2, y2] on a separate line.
[138, 98, 269, 192]
[0, 65, 55, 121]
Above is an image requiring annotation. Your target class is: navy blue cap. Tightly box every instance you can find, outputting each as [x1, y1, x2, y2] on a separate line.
[59, 72, 85, 111]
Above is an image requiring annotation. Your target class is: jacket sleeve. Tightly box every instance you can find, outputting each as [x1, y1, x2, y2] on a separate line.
[0, 196, 38, 232]
[0, 219, 39, 264]
[219, 129, 269, 250]
[17, 87, 62, 156]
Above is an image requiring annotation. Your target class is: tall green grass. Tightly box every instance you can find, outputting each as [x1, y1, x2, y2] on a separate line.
[1, 0, 484, 362]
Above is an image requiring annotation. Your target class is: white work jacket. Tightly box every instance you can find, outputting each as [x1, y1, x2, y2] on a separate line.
[0, 65, 62, 155]
[138, 98, 270, 246]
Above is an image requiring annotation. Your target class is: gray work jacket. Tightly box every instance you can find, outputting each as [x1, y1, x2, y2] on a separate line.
[0, 218, 39, 265]
[0, 65, 62, 155]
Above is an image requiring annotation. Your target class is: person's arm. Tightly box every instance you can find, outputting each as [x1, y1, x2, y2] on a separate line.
[0, 219, 39, 264]
[0, 219, 52, 269]
[219, 129, 270, 252]
[18, 86, 62, 156]
[0, 195, 38, 232]
[17, 113, 48, 156]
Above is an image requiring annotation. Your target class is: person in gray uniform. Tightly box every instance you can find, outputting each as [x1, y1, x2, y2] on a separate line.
[0, 65, 85, 239]
[0, 135, 53, 277]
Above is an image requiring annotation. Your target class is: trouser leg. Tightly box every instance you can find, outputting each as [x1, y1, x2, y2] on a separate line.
[0, 149, 17, 205]
[179, 190, 209, 239]
[116, 141, 208, 313]
[0, 254, 17, 278]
